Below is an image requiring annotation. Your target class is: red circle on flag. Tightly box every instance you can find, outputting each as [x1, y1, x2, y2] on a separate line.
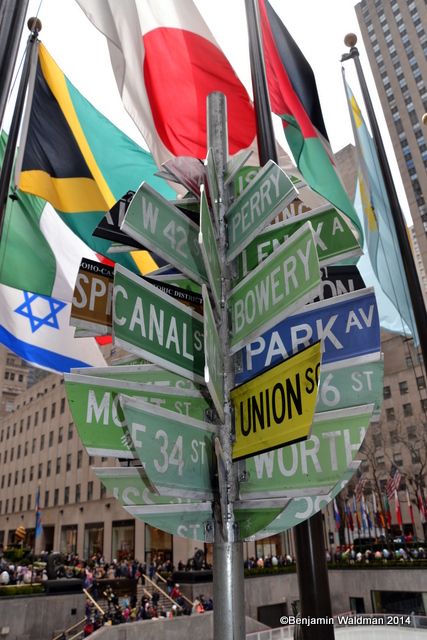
[143, 28, 256, 158]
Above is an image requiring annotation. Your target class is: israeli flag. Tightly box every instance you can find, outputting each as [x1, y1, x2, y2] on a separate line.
[0, 284, 105, 372]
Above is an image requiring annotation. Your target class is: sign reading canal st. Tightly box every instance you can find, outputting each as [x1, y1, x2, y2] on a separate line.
[231, 342, 321, 460]
[229, 222, 320, 353]
[113, 264, 205, 384]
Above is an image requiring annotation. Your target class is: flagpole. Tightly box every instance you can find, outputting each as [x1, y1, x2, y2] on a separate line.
[244, 2, 334, 638]
[342, 35, 427, 372]
[0, 17, 40, 236]
[0, 0, 29, 128]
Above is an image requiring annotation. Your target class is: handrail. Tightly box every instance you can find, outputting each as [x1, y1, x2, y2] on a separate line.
[68, 632, 84, 640]
[142, 573, 183, 610]
[154, 571, 194, 608]
[83, 588, 105, 615]
[51, 617, 86, 640]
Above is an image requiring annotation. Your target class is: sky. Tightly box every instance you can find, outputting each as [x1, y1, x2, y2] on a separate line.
[9, 0, 410, 220]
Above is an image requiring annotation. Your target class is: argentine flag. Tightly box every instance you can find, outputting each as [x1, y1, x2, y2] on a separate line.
[0, 283, 105, 372]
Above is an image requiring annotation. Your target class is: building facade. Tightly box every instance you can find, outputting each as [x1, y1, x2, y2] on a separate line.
[355, 0, 427, 274]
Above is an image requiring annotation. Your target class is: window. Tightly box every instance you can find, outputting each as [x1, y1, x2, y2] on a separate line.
[87, 481, 93, 501]
[390, 431, 398, 445]
[32, 438, 36, 454]
[47, 460, 51, 477]
[3, 450, 6, 464]
[64, 486, 70, 505]
[77, 450, 83, 469]
[51, 403, 56, 419]
[19, 419, 23, 433]
[66, 454, 72, 472]
[54, 489, 59, 506]
[417, 376, 426, 389]
[56, 457, 61, 474]
[411, 450, 421, 464]
[19, 496, 23, 511]
[403, 403, 413, 416]
[17, 445, 21, 459]
[373, 433, 382, 449]
[386, 407, 395, 421]
[45, 491, 49, 508]
[399, 381, 408, 395]
[88, 456, 94, 466]
[407, 425, 417, 439]
[383, 386, 391, 399]
[29, 466, 34, 481]
[40, 435, 45, 451]
[21, 469, 26, 483]
[14, 470, 18, 485]
[26, 495, 31, 511]
[75, 484, 81, 503]
[100, 484, 107, 499]
[421, 398, 427, 411]
[10, 448, 14, 462]
[68, 423, 73, 440]
[38, 463, 43, 480]
[26, 415, 31, 430]
[58, 426, 63, 444]
[42, 407, 47, 422]
[49, 431, 54, 447]
[7, 474, 11, 488]
[393, 452, 403, 466]
[60, 398, 66, 414]
[34, 411, 38, 427]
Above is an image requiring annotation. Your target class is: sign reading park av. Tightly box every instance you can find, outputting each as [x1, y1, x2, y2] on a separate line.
[113, 265, 205, 384]
[231, 342, 321, 460]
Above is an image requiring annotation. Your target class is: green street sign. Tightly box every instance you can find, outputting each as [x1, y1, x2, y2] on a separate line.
[202, 286, 224, 422]
[236, 205, 362, 282]
[205, 148, 219, 222]
[239, 404, 374, 499]
[71, 363, 199, 392]
[251, 464, 359, 540]
[229, 222, 320, 353]
[199, 185, 221, 311]
[121, 395, 216, 500]
[234, 498, 289, 540]
[226, 160, 297, 262]
[232, 165, 304, 198]
[125, 503, 213, 541]
[93, 467, 196, 506]
[317, 353, 384, 414]
[148, 271, 202, 295]
[113, 265, 205, 384]
[64, 373, 212, 458]
[121, 182, 207, 284]
[225, 150, 253, 187]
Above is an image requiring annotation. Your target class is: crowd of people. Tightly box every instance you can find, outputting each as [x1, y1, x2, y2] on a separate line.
[327, 544, 427, 563]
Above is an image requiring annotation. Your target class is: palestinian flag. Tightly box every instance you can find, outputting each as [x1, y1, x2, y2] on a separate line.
[258, 0, 363, 241]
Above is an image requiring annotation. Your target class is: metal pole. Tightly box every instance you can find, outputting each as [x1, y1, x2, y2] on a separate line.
[244, 3, 335, 638]
[342, 35, 427, 373]
[0, 17, 40, 236]
[208, 92, 245, 640]
[294, 512, 334, 640]
[0, 0, 29, 128]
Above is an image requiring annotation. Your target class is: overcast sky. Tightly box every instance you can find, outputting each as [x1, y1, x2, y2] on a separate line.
[9, 0, 410, 219]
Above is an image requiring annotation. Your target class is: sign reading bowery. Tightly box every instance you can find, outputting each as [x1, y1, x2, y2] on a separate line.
[231, 341, 321, 461]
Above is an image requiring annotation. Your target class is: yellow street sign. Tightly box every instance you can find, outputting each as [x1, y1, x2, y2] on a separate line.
[231, 342, 321, 460]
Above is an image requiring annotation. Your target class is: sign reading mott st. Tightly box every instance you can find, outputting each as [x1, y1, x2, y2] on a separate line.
[71, 258, 114, 334]
[64, 373, 212, 458]
[226, 160, 297, 262]
[121, 182, 207, 284]
[113, 265, 205, 384]
[235, 205, 362, 282]
[121, 395, 216, 500]
[231, 342, 321, 461]
[239, 404, 374, 499]
[229, 222, 320, 353]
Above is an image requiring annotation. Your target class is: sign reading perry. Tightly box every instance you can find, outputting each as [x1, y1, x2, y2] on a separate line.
[235, 287, 380, 384]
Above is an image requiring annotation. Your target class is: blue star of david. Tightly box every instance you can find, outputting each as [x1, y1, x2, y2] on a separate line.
[14, 292, 67, 333]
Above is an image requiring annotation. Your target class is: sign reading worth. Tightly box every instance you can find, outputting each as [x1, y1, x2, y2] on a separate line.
[235, 205, 362, 282]
[251, 464, 360, 541]
[239, 404, 374, 499]
[235, 287, 380, 385]
[121, 395, 216, 500]
[199, 185, 221, 311]
[229, 222, 320, 354]
[226, 160, 297, 262]
[121, 181, 207, 284]
[125, 503, 213, 542]
[202, 286, 224, 422]
[71, 258, 114, 334]
[64, 373, 212, 458]
[93, 467, 197, 506]
[231, 342, 321, 461]
[113, 265, 205, 384]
